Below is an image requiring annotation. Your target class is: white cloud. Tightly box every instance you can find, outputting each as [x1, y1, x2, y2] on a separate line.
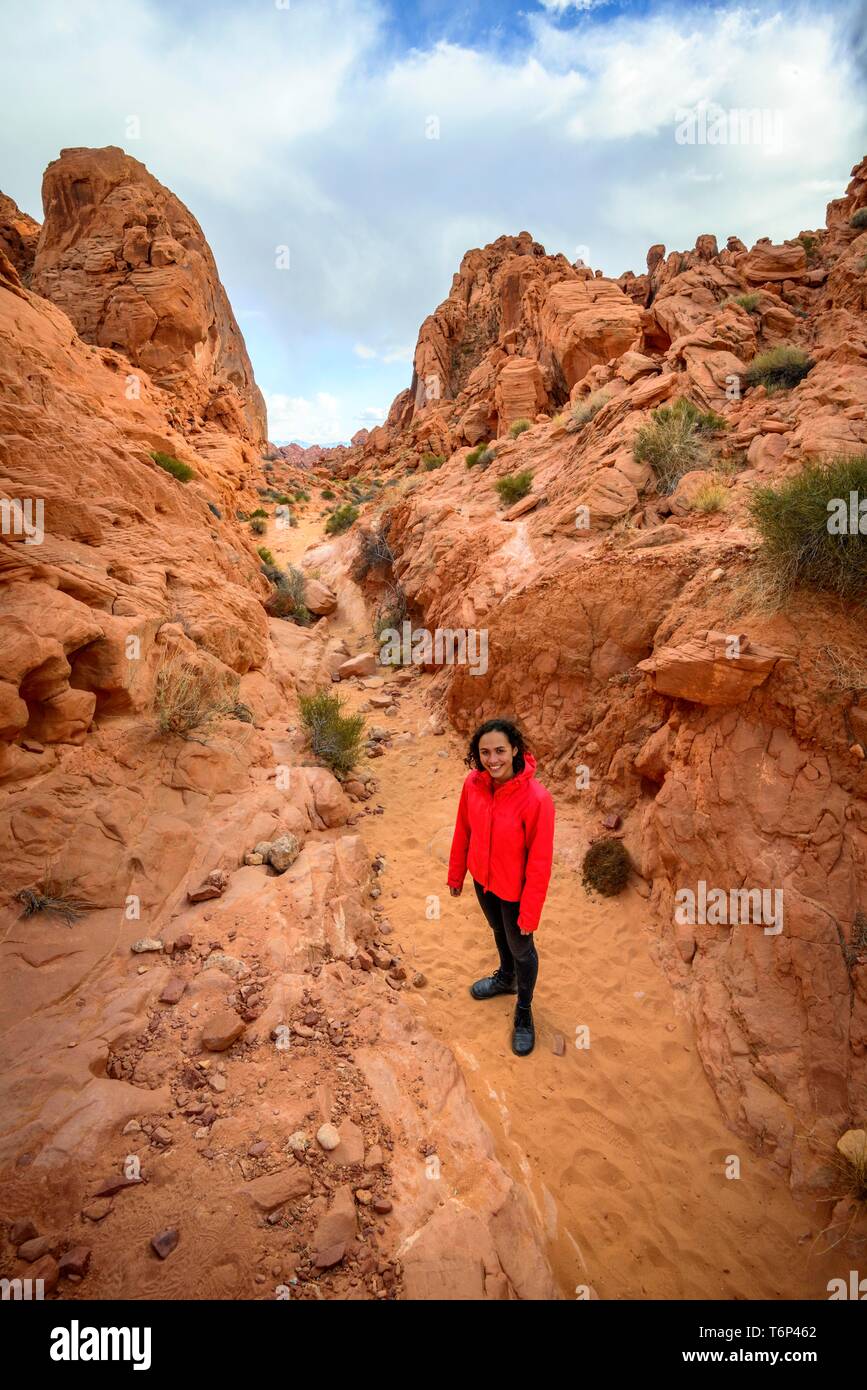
[265, 390, 347, 443]
[2, 0, 865, 444]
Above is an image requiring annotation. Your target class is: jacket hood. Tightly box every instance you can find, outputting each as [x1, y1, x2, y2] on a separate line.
[471, 750, 538, 793]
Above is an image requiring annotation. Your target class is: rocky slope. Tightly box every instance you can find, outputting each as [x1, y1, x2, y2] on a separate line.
[322, 157, 867, 1203]
[0, 150, 558, 1300]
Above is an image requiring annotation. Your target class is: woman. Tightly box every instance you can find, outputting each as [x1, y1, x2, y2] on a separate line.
[447, 719, 555, 1057]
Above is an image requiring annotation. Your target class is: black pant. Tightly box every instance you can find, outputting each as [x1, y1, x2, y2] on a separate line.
[472, 879, 539, 1007]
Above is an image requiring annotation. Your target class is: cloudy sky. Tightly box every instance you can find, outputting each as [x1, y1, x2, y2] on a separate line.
[2, 0, 865, 442]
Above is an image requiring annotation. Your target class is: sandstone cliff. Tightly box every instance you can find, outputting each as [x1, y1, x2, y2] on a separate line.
[322, 156, 867, 1200]
[0, 150, 557, 1301]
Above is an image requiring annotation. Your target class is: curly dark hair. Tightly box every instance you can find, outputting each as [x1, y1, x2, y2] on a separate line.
[466, 718, 527, 774]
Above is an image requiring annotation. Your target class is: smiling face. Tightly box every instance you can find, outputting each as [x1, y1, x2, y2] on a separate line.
[478, 730, 518, 783]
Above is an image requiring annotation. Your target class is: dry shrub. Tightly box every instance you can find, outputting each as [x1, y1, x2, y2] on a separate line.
[152, 652, 239, 737]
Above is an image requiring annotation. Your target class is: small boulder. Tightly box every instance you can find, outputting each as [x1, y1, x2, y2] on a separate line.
[201, 1009, 245, 1052]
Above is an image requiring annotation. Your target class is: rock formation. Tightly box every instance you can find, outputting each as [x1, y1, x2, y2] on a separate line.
[320, 156, 867, 1198]
[30, 147, 267, 445]
[0, 150, 556, 1301]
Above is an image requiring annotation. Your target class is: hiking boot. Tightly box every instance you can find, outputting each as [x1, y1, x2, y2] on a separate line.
[512, 1003, 535, 1056]
[470, 969, 517, 1000]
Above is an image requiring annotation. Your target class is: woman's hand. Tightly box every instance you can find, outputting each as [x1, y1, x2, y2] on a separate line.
[449, 886, 462, 898]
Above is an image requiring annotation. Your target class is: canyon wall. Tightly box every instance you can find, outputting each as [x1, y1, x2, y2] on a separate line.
[0, 150, 556, 1300]
[332, 157, 867, 1196]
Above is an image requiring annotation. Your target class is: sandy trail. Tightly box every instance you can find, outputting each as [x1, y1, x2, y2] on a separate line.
[270, 499, 842, 1301]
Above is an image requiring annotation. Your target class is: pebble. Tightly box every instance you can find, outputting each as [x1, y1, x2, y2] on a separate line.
[151, 1228, 180, 1260]
[59, 1246, 92, 1278]
[316, 1123, 340, 1151]
[131, 938, 163, 954]
[81, 1200, 112, 1222]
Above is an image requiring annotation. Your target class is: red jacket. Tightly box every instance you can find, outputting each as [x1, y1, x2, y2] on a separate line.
[447, 752, 555, 932]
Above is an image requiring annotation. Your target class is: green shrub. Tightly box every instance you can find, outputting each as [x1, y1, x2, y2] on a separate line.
[744, 344, 814, 394]
[250, 517, 267, 535]
[581, 838, 631, 896]
[274, 493, 293, 505]
[466, 444, 495, 469]
[257, 546, 275, 565]
[298, 690, 366, 775]
[151, 450, 195, 483]
[571, 391, 610, 428]
[494, 470, 534, 505]
[250, 507, 268, 518]
[422, 452, 445, 470]
[688, 480, 729, 514]
[748, 454, 867, 602]
[295, 489, 310, 502]
[265, 564, 311, 625]
[851, 208, 867, 230]
[325, 503, 359, 535]
[322, 488, 336, 499]
[728, 292, 761, 313]
[509, 418, 532, 438]
[633, 398, 720, 494]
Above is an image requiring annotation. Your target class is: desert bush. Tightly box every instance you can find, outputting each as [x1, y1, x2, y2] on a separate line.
[744, 344, 815, 394]
[267, 564, 311, 624]
[152, 653, 239, 737]
[295, 489, 311, 502]
[509, 418, 532, 438]
[466, 444, 495, 469]
[352, 525, 394, 581]
[257, 545, 275, 565]
[250, 517, 267, 535]
[151, 450, 195, 483]
[322, 488, 336, 499]
[250, 507, 268, 518]
[298, 690, 366, 775]
[633, 399, 717, 494]
[16, 879, 90, 925]
[851, 207, 867, 230]
[728, 292, 761, 312]
[494, 469, 534, 505]
[422, 452, 445, 470]
[581, 838, 631, 896]
[325, 503, 359, 535]
[571, 391, 610, 427]
[373, 582, 409, 660]
[748, 454, 867, 602]
[687, 480, 730, 514]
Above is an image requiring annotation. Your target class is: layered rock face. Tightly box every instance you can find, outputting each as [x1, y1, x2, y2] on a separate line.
[352, 231, 642, 461]
[30, 146, 267, 444]
[329, 156, 867, 1195]
[0, 150, 555, 1300]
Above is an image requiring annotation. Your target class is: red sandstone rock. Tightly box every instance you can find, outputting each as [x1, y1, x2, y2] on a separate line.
[31, 147, 266, 444]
